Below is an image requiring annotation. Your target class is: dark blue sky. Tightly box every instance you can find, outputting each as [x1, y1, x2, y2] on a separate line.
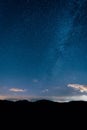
[0, 0, 87, 101]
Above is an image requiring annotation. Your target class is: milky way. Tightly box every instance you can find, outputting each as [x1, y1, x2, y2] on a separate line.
[0, 0, 87, 101]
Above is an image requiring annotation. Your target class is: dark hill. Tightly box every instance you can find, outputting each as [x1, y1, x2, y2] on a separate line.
[0, 99, 87, 112]
[0, 100, 86, 128]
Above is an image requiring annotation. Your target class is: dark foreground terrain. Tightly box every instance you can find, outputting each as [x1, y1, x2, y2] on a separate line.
[0, 100, 86, 128]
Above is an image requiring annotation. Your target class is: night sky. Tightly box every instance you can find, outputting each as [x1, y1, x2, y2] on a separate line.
[0, 0, 87, 102]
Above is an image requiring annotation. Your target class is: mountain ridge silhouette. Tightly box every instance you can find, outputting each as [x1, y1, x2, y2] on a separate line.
[0, 99, 86, 128]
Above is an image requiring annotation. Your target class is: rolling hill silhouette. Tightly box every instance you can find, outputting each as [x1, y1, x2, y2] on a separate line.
[0, 100, 86, 128]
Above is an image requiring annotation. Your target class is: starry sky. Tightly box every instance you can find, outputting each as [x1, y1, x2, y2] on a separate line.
[0, 0, 87, 102]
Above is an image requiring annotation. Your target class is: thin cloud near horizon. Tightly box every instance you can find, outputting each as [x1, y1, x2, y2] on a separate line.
[9, 88, 26, 92]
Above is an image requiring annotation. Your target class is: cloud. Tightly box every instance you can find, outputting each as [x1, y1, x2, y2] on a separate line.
[33, 79, 39, 83]
[42, 89, 49, 93]
[9, 88, 26, 92]
[68, 84, 87, 93]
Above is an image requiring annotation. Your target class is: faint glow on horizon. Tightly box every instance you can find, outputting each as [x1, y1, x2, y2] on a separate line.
[50, 95, 87, 102]
[0, 95, 8, 100]
[0, 94, 87, 102]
